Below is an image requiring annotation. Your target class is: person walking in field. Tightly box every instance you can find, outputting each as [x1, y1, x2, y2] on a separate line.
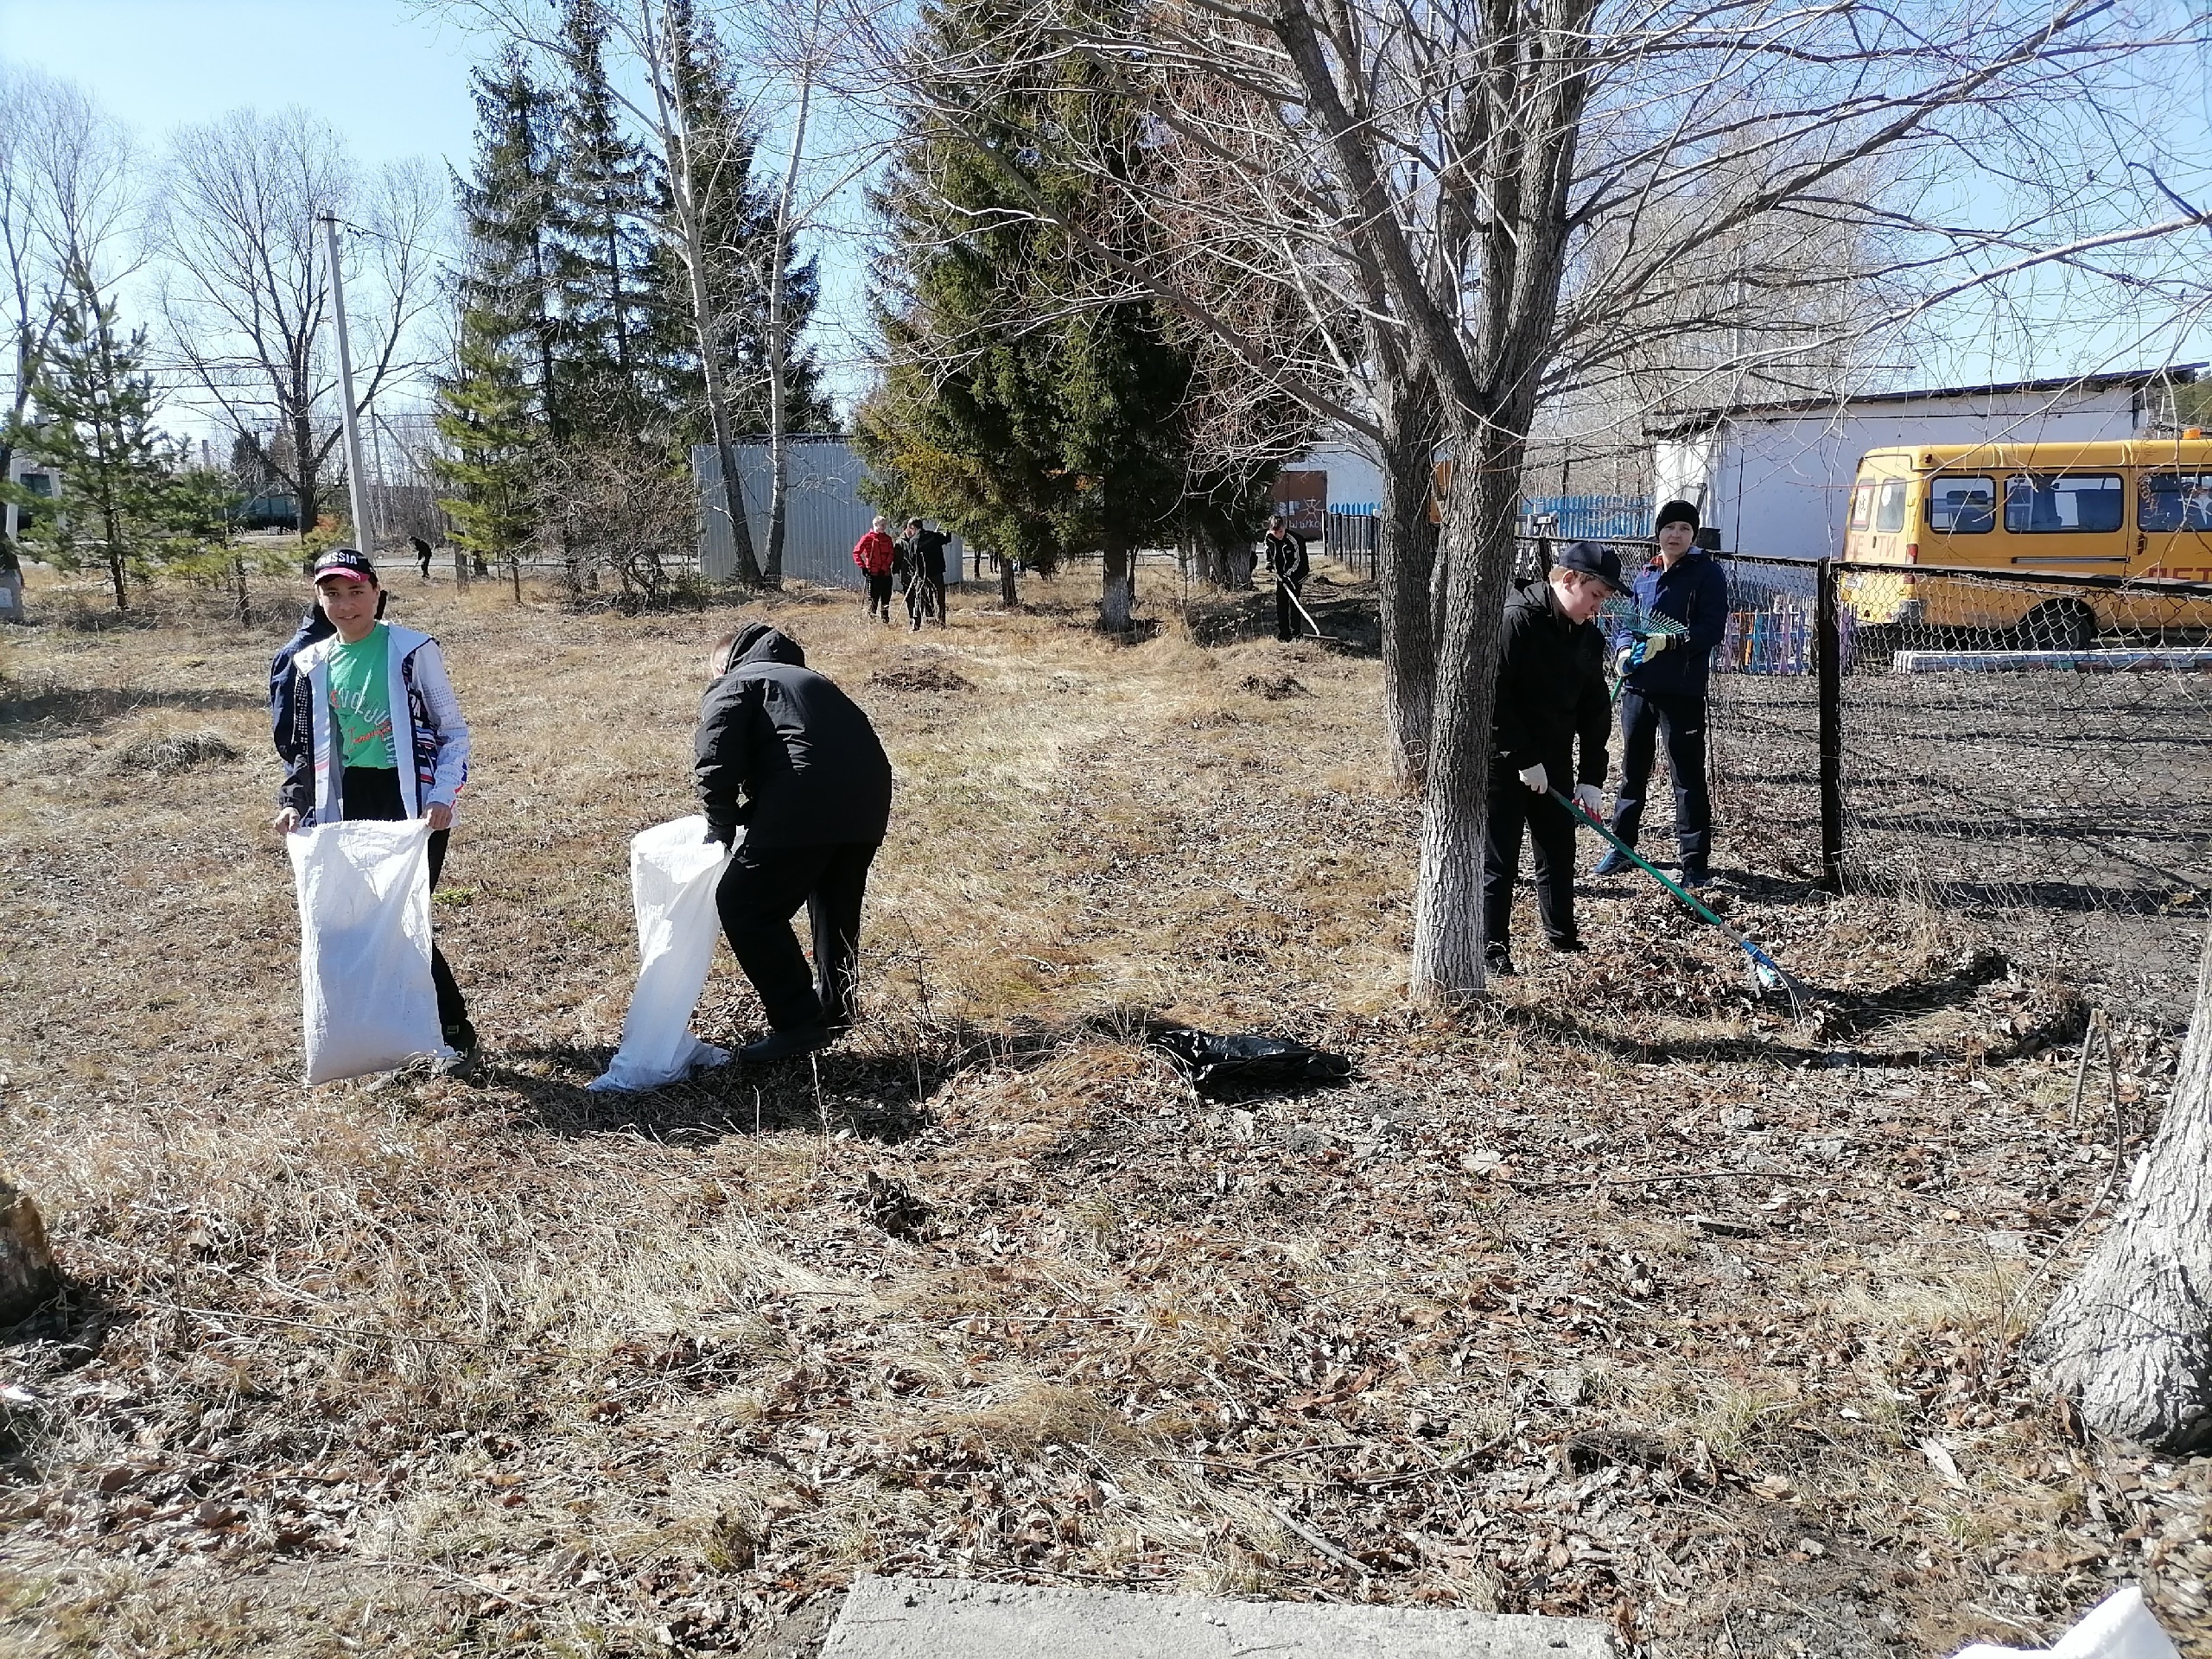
[695, 621, 894, 1061]
[902, 518, 950, 629]
[1599, 499, 1729, 889]
[412, 535, 434, 581]
[1484, 540, 1618, 978]
[270, 548, 477, 1060]
[853, 517, 899, 621]
[1262, 514, 1310, 641]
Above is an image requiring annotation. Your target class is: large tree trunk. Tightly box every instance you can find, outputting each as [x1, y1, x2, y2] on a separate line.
[1408, 423, 1525, 1002]
[2032, 931, 2212, 1452]
[1100, 533, 1134, 632]
[1376, 404, 1440, 790]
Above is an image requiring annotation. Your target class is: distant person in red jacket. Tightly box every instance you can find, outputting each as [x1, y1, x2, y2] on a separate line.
[853, 517, 898, 622]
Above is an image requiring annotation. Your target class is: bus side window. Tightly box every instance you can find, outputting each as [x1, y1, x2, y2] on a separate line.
[1848, 483, 1873, 531]
[1874, 479, 1908, 533]
[2141, 473, 2212, 532]
[2006, 474, 2125, 533]
[1928, 474, 1994, 534]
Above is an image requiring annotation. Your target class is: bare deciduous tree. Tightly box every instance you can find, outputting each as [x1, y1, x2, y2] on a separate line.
[0, 66, 137, 499]
[155, 110, 444, 547]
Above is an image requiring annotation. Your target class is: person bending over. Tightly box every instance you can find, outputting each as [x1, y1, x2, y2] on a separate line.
[1483, 540, 1618, 978]
[271, 548, 476, 1061]
[695, 622, 893, 1062]
[1599, 499, 1728, 888]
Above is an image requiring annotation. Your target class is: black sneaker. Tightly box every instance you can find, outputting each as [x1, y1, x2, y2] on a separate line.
[738, 1023, 831, 1063]
[435, 1020, 480, 1076]
[1678, 865, 1712, 890]
[1548, 935, 1585, 954]
[1484, 947, 1517, 978]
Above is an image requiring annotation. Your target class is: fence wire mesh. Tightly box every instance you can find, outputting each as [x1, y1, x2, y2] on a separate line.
[1701, 552, 2212, 1019]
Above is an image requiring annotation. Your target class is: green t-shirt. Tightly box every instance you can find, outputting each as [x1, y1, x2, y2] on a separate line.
[327, 625, 396, 768]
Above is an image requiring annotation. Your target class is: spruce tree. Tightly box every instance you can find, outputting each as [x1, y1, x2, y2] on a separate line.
[549, 0, 661, 437]
[19, 278, 172, 610]
[454, 47, 564, 444]
[433, 308, 538, 593]
[652, 1, 835, 442]
[856, 0, 1198, 626]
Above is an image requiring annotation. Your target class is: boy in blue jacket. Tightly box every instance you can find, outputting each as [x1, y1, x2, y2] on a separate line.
[1600, 499, 1730, 887]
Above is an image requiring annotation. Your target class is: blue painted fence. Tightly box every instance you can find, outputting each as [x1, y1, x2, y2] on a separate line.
[1520, 494, 1651, 540]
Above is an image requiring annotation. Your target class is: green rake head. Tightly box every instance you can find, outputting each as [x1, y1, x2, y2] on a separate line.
[1598, 594, 1691, 638]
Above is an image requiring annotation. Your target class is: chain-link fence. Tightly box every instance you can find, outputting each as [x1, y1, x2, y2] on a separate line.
[1702, 552, 2212, 1017]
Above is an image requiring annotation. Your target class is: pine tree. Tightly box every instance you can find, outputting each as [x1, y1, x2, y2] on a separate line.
[19, 277, 172, 610]
[856, 0, 1200, 626]
[433, 308, 538, 592]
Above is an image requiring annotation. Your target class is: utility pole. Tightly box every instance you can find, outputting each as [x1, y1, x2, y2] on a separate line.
[319, 213, 375, 554]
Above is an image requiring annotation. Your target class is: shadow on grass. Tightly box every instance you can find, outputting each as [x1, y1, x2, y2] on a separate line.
[0, 684, 266, 741]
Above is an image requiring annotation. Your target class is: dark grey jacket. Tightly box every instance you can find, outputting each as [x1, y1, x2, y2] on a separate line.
[693, 624, 893, 849]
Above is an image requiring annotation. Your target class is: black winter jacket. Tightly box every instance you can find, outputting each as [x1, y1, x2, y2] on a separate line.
[694, 624, 893, 849]
[1263, 530, 1309, 585]
[1490, 578, 1610, 785]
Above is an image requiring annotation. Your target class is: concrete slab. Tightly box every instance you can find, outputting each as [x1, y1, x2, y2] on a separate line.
[820, 1575, 1618, 1659]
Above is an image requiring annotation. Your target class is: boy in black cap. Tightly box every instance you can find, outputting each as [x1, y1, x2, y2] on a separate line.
[1484, 541, 1618, 977]
[1599, 499, 1730, 887]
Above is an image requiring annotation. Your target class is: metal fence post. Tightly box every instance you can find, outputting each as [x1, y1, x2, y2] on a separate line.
[1815, 557, 1845, 892]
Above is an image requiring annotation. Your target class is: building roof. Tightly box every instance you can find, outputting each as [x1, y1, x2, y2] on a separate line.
[1645, 364, 2204, 440]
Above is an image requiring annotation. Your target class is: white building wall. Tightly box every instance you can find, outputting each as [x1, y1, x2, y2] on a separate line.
[1294, 442, 1386, 513]
[1662, 387, 2144, 560]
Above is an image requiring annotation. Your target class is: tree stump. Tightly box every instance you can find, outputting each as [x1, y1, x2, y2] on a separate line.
[0, 1175, 57, 1323]
[2032, 935, 2212, 1452]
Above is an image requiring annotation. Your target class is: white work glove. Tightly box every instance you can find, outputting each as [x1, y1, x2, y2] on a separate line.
[1611, 632, 1673, 678]
[1517, 763, 1548, 794]
[1572, 783, 1605, 819]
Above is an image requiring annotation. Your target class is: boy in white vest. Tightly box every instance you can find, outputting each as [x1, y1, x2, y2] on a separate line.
[271, 549, 477, 1061]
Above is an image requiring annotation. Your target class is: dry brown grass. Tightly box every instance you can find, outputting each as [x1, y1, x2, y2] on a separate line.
[2, 565, 2207, 1658]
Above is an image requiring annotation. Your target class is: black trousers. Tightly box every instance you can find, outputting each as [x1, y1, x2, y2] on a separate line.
[906, 571, 945, 626]
[865, 571, 894, 615]
[1611, 688, 1713, 867]
[1275, 578, 1304, 641]
[715, 840, 880, 1032]
[339, 766, 468, 1033]
[1483, 755, 1580, 952]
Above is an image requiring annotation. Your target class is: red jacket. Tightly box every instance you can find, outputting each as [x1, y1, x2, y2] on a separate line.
[853, 530, 896, 576]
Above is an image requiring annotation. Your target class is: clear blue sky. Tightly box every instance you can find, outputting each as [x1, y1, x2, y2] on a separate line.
[0, 0, 483, 175]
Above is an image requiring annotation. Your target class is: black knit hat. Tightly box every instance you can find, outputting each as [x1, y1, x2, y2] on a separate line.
[1654, 499, 1700, 534]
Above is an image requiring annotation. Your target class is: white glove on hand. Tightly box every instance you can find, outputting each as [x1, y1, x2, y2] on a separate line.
[1641, 632, 1673, 658]
[1572, 783, 1605, 819]
[1517, 763, 1548, 794]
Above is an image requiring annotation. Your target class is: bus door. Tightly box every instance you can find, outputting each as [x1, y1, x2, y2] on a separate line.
[2132, 468, 2212, 632]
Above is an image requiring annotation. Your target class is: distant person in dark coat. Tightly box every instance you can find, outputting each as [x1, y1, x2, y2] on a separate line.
[695, 622, 894, 1062]
[412, 535, 434, 580]
[1484, 540, 1618, 977]
[1599, 499, 1730, 888]
[1262, 515, 1310, 641]
[902, 518, 950, 628]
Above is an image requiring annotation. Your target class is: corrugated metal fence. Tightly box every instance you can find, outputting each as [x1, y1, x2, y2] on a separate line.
[1520, 494, 1651, 540]
[692, 439, 963, 588]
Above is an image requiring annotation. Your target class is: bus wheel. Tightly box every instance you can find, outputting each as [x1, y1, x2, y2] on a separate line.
[2020, 600, 2095, 652]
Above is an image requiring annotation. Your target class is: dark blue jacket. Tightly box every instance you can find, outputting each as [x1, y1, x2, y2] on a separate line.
[1611, 550, 1729, 698]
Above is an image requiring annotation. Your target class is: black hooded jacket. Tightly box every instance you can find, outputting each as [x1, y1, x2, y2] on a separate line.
[1490, 578, 1611, 785]
[693, 624, 893, 848]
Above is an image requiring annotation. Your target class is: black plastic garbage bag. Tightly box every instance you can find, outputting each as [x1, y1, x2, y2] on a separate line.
[1147, 1027, 1355, 1095]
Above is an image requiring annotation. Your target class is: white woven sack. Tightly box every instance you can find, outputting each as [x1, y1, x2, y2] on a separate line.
[1948, 1588, 2180, 1659]
[587, 816, 736, 1092]
[289, 817, 448, 1085]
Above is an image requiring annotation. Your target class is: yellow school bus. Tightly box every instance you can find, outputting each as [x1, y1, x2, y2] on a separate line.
[1838, 437, 2212, 647]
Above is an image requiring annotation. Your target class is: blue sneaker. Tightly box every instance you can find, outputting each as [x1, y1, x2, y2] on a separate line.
[1593, 846, 1635, 876]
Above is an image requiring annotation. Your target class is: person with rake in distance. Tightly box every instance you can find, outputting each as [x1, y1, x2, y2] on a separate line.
[270, 548, 478, 1062]
[853, 516, 899, 622]
[1262, 513, 1310, 641]
[696, 622, 894, 1062]
[1484, 540, 1620, 978]
[1599, 499, 1729, 889]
